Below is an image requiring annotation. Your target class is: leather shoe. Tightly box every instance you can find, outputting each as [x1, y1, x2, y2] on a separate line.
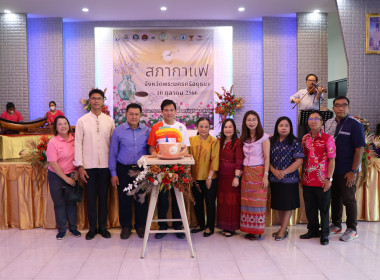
[176, 232, 186, 239]
[320, 235, 329, 245]
[155, 232, 167, 239]
[136, 227, 145, 238]
[300, 230, 320, 239]
[120, 227, 131, 239]
[98, 228, 111, 239]
[136, 227, 145, 239]
[245, 234, 261, 240]
[85, 229, 97, 240]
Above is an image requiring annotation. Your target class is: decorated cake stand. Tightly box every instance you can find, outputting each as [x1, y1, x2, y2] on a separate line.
[137, 155, 195, 258]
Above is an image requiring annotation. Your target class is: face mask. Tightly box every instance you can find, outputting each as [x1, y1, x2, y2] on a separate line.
[50, 106, 56, 111]
[8, 111, 14, 114]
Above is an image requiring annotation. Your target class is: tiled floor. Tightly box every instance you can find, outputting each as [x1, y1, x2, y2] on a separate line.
[0, 222, 380, 280]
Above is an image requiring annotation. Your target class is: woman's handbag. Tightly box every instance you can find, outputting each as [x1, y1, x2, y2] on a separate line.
[63, 173, 83, 203]
[64, 183, 83, 203]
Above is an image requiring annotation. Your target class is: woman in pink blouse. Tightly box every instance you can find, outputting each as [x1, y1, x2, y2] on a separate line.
[240, 110, 270, 240]
[46, 116, 81, 240]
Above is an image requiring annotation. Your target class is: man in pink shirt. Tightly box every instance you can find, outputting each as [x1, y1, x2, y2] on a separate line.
[0, 102, 24, 134]
[301, 110, 336, 245]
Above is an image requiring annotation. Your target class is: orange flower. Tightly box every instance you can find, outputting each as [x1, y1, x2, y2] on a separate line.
[150, 165, 161, 174]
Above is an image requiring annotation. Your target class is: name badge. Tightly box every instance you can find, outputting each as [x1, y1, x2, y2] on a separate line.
[339, 131, 351, 136]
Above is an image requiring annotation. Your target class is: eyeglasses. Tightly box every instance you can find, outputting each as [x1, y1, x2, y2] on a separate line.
[308, 117, 322, 121]
[90, 97, 103, 101]
[333, 104, 348, 108]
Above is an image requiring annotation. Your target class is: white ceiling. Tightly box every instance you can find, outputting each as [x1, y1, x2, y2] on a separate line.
[0, 0, 337, 21]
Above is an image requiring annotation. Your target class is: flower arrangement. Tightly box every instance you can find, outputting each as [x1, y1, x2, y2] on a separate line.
[354, 116, 370, 133]
[356, 123, 379, 187]
[22, 135, 51, 189]
[114, 50, 140, 76]
[80, 88, 110, 116]
[124, 158, 194, 203]
[214, 85, 244, 125]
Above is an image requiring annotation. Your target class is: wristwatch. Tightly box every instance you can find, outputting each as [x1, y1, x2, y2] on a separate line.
[234, 175, 240, 179]
[207, 176, 212, 180]
[350, 169, 359, 174]
[326, 177, 333, 182]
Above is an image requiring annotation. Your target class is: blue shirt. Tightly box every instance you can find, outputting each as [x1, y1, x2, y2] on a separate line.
[108, 122, 151, 177]
[269, 137, 304, 183]
[325, 115, 365, 175]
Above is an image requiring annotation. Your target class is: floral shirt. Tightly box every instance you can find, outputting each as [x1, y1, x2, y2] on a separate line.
[269, 138, 304, 183]
[302, 130, 336, 187]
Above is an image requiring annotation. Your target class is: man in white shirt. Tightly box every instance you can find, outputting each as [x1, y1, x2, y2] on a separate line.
[75, 89, 115, 240]
[290, 74, 326, 139]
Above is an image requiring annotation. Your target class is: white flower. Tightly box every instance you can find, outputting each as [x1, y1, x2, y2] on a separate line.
[153, 180, 158, 185]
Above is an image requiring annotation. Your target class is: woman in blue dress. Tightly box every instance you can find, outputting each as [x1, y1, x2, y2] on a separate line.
[269, 116, 304, 241]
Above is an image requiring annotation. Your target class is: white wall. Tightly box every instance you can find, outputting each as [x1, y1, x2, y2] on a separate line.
[328, 12, 347, 82]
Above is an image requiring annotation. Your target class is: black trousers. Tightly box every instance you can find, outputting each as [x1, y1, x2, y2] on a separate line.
[302, 185, 331, 235]
[47, 170, 77, 233]
[192, 179, 217, 231]
[116, 162, 148, 229]
[157, 188, 182, 230]
[331, 174, 358, 231]
[84, 168, 110, 230]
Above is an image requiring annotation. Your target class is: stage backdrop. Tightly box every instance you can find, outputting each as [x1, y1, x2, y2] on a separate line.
[113, 29, 214, 129]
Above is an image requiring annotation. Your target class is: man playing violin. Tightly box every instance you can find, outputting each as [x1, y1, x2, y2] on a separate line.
[290, 74, 326, 139]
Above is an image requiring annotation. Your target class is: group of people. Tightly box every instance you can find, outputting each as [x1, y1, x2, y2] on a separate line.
[0, 101, 65, 134]
[44, 81, 365, 246]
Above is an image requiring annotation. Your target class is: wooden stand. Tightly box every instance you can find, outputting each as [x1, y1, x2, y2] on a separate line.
[138, 155, 195, 259]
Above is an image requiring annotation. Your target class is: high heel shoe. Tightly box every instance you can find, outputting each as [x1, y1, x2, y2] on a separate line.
[203, 229, 214, 237]
[275, 229, 289, 241]
[273, 227, 289, 238]
[224, 230, 235, 237]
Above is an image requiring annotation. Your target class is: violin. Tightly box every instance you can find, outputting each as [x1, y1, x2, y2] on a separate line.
[309, 83, 327, 95]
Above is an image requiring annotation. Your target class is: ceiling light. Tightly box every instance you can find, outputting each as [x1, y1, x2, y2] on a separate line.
[313, 9, 320, 13]
[82, 8, 89, 12]
[4, 9, 11, 14]
[238, 7, 245, 12]
[160, 6, 167, 11]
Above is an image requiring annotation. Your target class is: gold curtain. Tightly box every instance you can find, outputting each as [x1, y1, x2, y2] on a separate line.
[0, 162, 196, 230]
[0, 162, 378, 230]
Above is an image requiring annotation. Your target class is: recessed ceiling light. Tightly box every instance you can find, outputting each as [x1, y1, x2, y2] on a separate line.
[82, 8, 89, 12]
[238, 7, 245, 12]
[4, 9, 11, 14]
[314, 9, 320, 13]
[160, 6, 167, 11]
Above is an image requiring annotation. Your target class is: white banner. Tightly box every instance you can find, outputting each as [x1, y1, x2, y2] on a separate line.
[113, 29, 214, 128]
